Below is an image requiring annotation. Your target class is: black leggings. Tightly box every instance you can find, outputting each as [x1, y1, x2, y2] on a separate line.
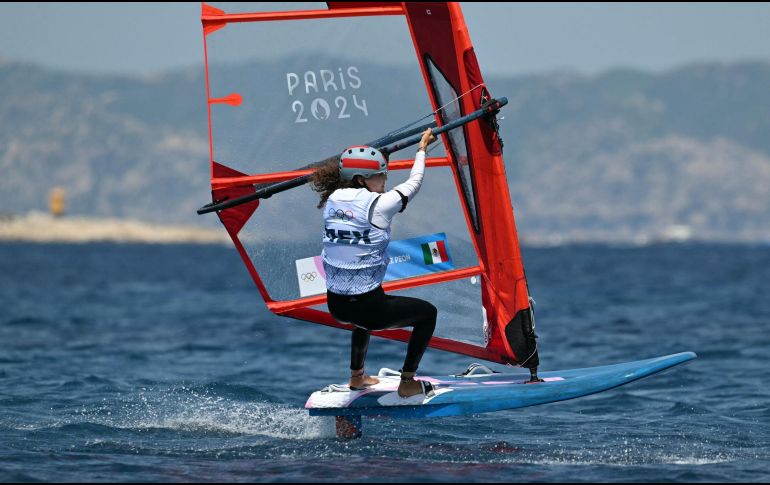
[326, 286, 437, 373]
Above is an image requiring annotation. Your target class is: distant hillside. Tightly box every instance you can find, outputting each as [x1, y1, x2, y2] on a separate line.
[489, 63, 770, 243]
[1, 59, 769, 243]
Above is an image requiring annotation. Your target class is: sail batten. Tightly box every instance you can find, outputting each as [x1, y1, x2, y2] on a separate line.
[267, 265, 483, 315]
[202, 4, 404, 26]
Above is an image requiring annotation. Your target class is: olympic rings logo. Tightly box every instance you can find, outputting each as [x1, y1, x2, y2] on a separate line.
[328, 208, 355, 222]
[301, 272, 318, 281]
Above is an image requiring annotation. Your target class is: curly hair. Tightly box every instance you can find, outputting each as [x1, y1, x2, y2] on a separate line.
[309, 156, 360, 209]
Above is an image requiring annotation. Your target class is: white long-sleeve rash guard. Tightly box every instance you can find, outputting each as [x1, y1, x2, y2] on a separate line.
[368, 150, 426, 229]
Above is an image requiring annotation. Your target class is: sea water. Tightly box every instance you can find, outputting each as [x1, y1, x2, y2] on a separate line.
[1, 243, 768, 482]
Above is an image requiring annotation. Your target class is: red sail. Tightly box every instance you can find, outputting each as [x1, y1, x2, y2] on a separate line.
[200, 2, 537, 367]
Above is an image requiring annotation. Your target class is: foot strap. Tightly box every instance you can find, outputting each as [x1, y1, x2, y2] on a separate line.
[421, 380, 436, 398]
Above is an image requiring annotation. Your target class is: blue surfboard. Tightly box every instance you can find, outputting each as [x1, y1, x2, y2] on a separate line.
[306, 352, 696, 419]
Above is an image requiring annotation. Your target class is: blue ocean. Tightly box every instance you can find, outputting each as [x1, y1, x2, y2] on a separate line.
[1, 242, 768, 482]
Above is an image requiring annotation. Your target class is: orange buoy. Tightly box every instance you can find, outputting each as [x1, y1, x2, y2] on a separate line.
[49, 187, 66, 218]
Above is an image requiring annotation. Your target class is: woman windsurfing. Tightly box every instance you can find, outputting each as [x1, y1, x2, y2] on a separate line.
[310, 129, 438, 398]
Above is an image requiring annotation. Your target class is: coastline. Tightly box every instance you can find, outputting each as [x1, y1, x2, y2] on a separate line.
[0, 212, 229, 245]
[1, 212, 765, 247]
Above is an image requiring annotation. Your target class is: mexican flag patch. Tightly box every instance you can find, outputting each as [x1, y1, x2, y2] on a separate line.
[422, 240, 448, 264]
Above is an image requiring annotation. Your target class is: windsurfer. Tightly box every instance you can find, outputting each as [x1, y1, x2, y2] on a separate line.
[310, 129, 438, 397]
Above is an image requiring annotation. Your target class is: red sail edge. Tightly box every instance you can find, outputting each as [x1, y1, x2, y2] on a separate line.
[404, 3, 537, 367]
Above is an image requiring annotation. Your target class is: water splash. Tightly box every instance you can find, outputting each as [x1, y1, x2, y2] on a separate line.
[76, 384, 335, 440]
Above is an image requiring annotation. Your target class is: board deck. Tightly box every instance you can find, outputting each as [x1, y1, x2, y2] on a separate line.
[306, 352, 697, 419]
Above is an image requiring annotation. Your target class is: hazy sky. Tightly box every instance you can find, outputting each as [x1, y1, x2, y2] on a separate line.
[2, 2, 770, 77]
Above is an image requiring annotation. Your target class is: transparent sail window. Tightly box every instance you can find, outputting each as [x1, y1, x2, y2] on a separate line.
[205, 12, 433, 176]
[238, 165, 479, 302]
[309, 270, 485, 349]
[425, 57, 479, 232]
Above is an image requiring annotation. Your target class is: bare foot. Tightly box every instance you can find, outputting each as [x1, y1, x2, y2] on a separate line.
[397, 378, 424, 397]
[349, 371, 379, 389]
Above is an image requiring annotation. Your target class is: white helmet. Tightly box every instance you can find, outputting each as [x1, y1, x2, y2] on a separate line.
[339, 146, 388, 181]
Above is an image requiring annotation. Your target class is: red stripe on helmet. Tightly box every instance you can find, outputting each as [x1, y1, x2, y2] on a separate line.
[341, 159, 381, 170]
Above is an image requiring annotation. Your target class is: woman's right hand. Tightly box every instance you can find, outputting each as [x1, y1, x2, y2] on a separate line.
[418, 128, 437, 151]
